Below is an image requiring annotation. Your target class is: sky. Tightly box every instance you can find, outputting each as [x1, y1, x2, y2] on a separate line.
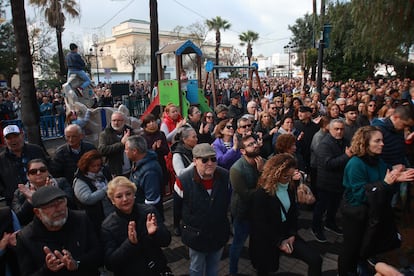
[23, 0, 314, 57]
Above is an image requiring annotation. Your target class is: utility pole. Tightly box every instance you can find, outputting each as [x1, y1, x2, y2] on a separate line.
[316, 0, 325, 93]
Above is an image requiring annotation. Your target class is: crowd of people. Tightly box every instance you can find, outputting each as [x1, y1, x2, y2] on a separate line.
[1, 75, 414, 276]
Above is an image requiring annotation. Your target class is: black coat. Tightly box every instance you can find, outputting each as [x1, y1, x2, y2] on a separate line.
[101, 204, 171, 276]
[98, 125, 133, 176]
[316, 133, 350, 192]
[0, 144, 49, 206]
[49, 141, 96, 183]
[249, 187, 298, 273]
[16, 210, 102, 276]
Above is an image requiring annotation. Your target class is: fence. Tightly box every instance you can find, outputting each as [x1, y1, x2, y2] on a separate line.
[0, 114, 65, 145]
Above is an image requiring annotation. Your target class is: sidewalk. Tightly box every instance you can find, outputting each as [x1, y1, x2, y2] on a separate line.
[162, 200, 340, 276]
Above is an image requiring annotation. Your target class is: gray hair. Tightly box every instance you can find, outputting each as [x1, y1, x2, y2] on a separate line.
[126, 135, 147, 154]
[329, 118, 345, 128]
[65, 124, 82, 135]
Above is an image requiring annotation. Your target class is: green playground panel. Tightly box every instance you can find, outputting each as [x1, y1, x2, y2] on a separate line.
[158, 79, 211, 118]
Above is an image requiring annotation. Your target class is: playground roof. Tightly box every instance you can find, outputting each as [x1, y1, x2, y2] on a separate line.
[156, 40, 202, 57]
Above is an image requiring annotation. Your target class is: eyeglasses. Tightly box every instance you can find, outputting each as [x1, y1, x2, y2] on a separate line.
[28, 167, 48, 175]
[206, 115, 213, 119]
[245, 140, 258, 147]
[239, 124, 252, 129]
[368, 104, 376, 107]
[225, 125, 233, 129]
[200, 157, 217, 163]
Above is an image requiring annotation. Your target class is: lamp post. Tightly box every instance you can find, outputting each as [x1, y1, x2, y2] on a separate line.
[89, 44, 103, 83]
[283, 42, 294, 79]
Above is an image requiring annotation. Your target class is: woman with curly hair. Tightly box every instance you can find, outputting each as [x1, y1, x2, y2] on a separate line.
[338, 126, 414, 275]
[249, 153, 322, 276]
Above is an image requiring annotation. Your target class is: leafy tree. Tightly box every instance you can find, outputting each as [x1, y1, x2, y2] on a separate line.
[350, 0, 414, 61]
[288, 13, 316, 83]
[119, 43, 149, 82]
[239, 30, 259, 66]
[206, 16, 231, 73]
[11, 0, 42, 145]
[29, 0, 80, 81]
[0, 21, 17, 86]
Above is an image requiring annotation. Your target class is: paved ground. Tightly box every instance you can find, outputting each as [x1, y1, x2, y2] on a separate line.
[44, 137, 413, 276]
[162, 199, 340, 276]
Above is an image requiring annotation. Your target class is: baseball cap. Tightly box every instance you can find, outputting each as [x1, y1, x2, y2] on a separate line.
[32, 186, 67, 208]
[3, 125, 21, 137]
[192, 143, 216, 158]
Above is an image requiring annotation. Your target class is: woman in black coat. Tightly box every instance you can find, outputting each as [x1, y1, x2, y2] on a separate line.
[249, 153, 322, 276]
[101, 176, 171, 276]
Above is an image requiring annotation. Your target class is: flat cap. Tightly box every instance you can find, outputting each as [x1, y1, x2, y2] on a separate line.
[193, 143, 216, 158]
[32, 186, 66, 208]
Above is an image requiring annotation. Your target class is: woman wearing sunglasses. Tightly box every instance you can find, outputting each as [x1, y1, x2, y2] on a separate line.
[11, 159, 74, 225]
[212, 118, 241, 170]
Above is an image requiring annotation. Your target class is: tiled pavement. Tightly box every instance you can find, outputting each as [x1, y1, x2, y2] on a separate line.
[161, 200, 340, 276]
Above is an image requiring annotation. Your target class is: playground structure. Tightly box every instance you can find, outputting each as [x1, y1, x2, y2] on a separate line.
[142, 39, 264, 119]
[142, 40, 211, 119]
[203, 60, 263, 106]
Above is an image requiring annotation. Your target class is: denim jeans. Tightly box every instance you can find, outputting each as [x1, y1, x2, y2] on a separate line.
[229, 218, 250, 274]
[189, 247, 223, 276]
[68, 69, 91, 89]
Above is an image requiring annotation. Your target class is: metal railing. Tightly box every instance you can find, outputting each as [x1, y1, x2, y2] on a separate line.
[1, 114, 66, 145]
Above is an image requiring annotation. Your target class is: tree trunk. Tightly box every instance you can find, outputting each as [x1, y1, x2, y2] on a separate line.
[131, 66, 135, 83]
[150, 0, 159, 87]
[10, 0, 42, 145]
[56, 27, 66, 82]
[215, 31, 220, 77]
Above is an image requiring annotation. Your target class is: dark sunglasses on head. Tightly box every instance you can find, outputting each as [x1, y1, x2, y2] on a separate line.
[239, 124, 252, 129]
[201, 157, 217, 163]
[28, 167, 48, 175]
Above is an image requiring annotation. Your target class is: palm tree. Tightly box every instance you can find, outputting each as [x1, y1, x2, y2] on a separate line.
[239, 30, 259, 66]
[11, 0, 42, 145]
[149, 0, 159, 88]
[29, 0, 79, 80]
[206, 16, 231, 75]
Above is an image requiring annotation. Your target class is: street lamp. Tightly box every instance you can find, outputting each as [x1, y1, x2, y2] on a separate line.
[89, 44, 103, 83]
[283, 42, 294, 79]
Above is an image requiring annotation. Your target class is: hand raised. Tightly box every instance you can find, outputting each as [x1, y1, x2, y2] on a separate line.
[128, 221, 138, 244]
[146, 213, 158, 235]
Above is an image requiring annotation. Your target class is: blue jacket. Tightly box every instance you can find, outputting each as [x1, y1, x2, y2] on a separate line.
[66, 51, 86, 70]
[372, 117, 407, 166]
[130, 150, 162, 205]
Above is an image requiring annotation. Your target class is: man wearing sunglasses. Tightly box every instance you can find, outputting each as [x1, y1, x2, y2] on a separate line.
[174, 143, 230, 276]
[0, 125, 49, 207]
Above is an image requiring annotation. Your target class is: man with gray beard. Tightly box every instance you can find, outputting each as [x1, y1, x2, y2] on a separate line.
[16, 186, 102, 275]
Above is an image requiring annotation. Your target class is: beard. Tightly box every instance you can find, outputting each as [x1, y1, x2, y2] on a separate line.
[245, 149, 260, 158]
[38, 208, 68, 229]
